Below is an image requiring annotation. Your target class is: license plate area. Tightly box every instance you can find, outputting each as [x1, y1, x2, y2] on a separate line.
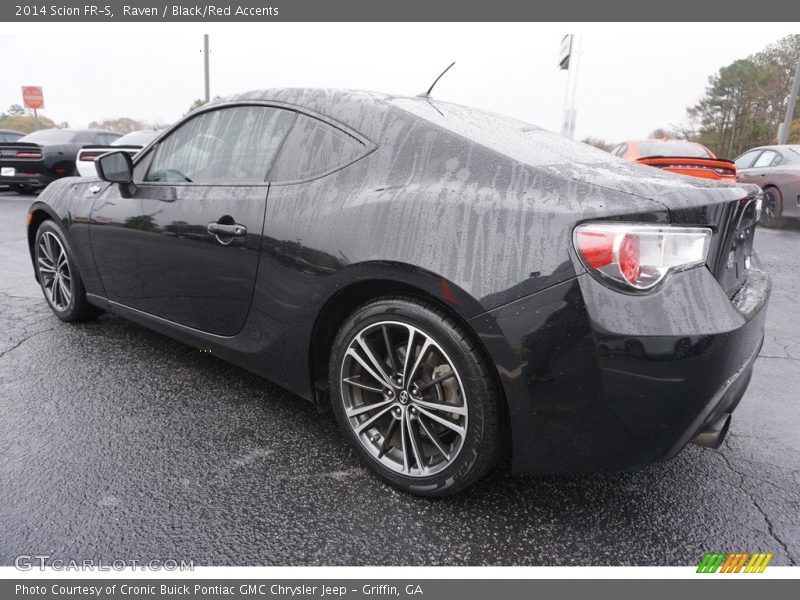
[1, 167, 15, 177]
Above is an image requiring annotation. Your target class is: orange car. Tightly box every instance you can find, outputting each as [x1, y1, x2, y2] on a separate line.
[610, 139, 736, 182]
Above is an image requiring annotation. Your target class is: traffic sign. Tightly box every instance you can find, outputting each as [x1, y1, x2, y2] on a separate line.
[22, 86, 44, 110]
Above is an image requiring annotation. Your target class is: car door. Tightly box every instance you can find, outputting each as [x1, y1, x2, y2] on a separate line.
[89, 104, 295, 336]
[737, 149, 781, 185]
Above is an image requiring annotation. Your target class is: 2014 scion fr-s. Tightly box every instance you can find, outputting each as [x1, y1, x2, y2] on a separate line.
[27, 88, 770, 496]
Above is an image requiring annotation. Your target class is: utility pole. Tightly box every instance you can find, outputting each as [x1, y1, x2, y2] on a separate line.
[559, 34, 581, 140]
[203, 34, 210, 103]
[778, 55, 800, 144]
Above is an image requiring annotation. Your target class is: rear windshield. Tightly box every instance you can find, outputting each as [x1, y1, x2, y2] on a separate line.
[113, 130, 161, 146]
[637, 141, 712, 158]
[20, 129, 77, 143]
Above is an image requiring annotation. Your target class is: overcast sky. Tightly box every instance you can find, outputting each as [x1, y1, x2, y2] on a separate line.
[0, 23, 797, 142]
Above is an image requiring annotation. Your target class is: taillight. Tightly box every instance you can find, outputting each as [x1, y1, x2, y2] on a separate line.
[574, 223, 711, 291]
[80, 153, 102, 161]
[16, 150, 42, 159]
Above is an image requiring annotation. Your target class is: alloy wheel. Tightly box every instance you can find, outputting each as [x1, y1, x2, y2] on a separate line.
[37, 231, 72, 311]
[339, 321, 468, 477]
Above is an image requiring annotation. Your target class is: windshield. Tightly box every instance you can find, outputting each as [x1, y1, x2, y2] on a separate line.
[113, 130, 161, 146]
[19, 129, 77, 143]
[637, 141, 713, 158]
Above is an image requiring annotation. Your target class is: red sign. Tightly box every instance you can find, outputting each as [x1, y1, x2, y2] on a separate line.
[22, 86, 44, 110]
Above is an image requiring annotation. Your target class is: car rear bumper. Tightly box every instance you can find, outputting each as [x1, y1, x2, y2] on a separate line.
[469, 266, 771, 475]
[0, 160, 65, 188]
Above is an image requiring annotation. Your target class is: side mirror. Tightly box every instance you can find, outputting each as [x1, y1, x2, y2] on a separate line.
[95, 150, 136, 197]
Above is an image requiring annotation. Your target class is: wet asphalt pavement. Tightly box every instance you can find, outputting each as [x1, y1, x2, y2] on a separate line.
[0, 190, 798, 566]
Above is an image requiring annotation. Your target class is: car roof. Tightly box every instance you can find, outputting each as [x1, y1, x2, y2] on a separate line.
[0, 128, 25, 134]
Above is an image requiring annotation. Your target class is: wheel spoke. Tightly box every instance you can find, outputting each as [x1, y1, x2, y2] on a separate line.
[381, 325, 398, 374]
[51, 277, 61, 306]
[377, 418, 399, 458]
[46, 279, 56, 304]
[354, 404, 395, 434]
[415, 405, 466, 438]
[400, 409, 411, 473]
[346, 346, 393, 388]
[58, 277, 71, 304]
[406, 412, 427, 473]
[401, 328, 416, 381]
[417, 369, 455, 391]
[343, 376, 383, 393]
[406, 338, 433, 384]
[417, 414, 450, 461]
[412, 398, 467, 416]
[345, 397, 394, 419]
[37, 258, 56, 273]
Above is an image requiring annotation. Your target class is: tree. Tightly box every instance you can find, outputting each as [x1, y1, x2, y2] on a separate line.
[88, 117, 147, 134]
[184, 96, 221, 116]
[7, 104, 26, 116]
[789, 119, 800, 144]
[0, 111, 57, 133]
[686, 35, 800, 157]
[581, 136, 613, 152]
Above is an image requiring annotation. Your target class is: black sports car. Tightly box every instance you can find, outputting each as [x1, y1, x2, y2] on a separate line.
[26, 89, 770, 496]
[0, 128, 121, 194]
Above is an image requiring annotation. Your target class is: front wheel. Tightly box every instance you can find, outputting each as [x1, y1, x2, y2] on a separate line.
[34, 220, 102, 322]
[329, 297, 503, 496]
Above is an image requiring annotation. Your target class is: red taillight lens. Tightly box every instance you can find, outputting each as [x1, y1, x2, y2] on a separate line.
[573, 223, 711, 292]
[80, 153, 101, 161]
[16, 150, 42, 159]
[618, 234, 640, 284]
[575, 230, 613, 268]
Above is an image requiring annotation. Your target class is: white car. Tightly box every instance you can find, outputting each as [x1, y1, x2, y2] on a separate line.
[76, 129, 162, 177]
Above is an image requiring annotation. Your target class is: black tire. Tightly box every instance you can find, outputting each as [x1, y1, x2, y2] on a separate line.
[759, 186, 786, 229]
[329, 296, 503, 496]
[12, 184, 35, 195]
[34, 220, 103, 322]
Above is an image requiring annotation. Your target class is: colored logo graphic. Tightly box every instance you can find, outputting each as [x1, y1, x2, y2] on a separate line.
[697, 552, 773, 573]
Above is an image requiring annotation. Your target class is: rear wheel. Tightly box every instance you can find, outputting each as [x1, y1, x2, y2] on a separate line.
[329, 297, 503, 496]
[12, 184, 36, 195]
[34, 220, 102, 322]
[759, 186, 786, 229]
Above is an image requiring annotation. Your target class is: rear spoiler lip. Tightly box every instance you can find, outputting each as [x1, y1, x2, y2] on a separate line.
[79, 144, 144, 151]
[636, 156, 736, 169]
[0, 142, 43, 149]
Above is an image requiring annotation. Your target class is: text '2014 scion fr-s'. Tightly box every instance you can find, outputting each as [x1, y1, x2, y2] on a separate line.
[27, 88, 770, 496]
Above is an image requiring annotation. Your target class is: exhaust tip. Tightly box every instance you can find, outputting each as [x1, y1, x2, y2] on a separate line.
[691, 414, 732, 449]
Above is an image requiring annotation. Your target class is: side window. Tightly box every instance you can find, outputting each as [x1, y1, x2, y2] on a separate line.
[145, 106, 295, 184]
[269, 114, 367, 182]
[611, 143, 627, 157]
[752, 150, 778, 168]
[734, 150, 761, 170]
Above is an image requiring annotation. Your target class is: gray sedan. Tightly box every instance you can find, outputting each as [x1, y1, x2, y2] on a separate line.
[735, 145, 800, 228]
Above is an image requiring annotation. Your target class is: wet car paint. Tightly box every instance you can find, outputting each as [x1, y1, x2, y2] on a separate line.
[26, 89, 769, 474]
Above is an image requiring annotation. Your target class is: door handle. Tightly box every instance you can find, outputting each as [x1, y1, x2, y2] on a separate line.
[207, 222, 247, 237]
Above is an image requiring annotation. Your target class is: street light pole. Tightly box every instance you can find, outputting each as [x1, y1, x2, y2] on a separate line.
[204, 34, 210, 103]
[778, 55, 800, 145]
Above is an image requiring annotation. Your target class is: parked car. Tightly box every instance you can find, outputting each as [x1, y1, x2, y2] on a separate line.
[734, 144, 800, 228]
[75, 129, 163, 177]
[26, 89, 770, 496]
[0, 128, 121, 194]
[0, 128, 24, 143]
[611, 138, 736, 182]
